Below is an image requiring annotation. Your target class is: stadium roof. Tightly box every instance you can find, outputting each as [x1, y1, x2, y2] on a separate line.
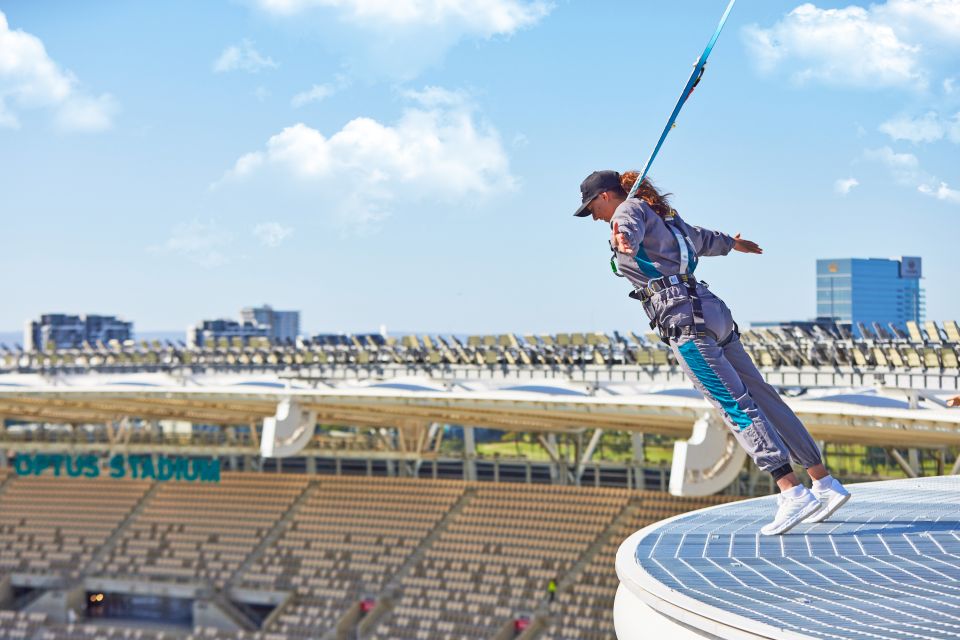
[1, 378, 958, 447]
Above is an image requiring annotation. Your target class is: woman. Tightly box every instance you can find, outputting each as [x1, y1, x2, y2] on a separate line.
[573, 169, 849, 535]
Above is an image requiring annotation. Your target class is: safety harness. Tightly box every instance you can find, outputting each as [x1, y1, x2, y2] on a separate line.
[618, 211, 708, 343]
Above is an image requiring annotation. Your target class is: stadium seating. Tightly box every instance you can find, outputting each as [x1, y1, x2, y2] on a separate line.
[4, 320, 958, 373]
[0, 476, 151, 579]
[540, 491, 741, 640]
[94, 473, 308, 588]
[0, 471, 740, 639]
[0, 611, 49, 639]
[367, 484, 631, 640]
[236, 477, 465, 638]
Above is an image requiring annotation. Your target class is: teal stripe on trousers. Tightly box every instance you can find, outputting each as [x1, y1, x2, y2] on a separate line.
[677, 340, 753, 431]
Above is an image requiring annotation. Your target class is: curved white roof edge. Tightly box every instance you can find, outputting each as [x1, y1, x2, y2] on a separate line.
[4, 383, 959, 422]
[615, 501, 814, 640]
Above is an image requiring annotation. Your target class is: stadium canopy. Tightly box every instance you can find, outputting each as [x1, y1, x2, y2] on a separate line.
[1, 382, 958, 448]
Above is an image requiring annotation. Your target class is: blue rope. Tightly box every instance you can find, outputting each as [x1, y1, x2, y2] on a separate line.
[627, 0, 737, 199]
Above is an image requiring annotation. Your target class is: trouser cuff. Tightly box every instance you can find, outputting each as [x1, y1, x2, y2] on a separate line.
[770, 463, 793, 481]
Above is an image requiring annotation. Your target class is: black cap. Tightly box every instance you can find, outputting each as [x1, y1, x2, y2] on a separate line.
[574, 170, 621, 217]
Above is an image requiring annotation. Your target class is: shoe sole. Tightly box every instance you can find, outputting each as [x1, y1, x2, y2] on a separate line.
[803, 492, 850, 524]
[760, 498, 823, 536]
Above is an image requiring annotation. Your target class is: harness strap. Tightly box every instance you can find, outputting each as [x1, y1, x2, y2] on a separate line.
[638, 273, 694, 297]
[663, 212, 695, 276]
[630, 274, 708, 342]
[685, 280, 708, 339]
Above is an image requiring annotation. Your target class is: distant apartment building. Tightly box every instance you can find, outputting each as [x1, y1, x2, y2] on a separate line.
[187, 319, 267, 348]
[24, 314, 133, 351]
[240, 305, 300, 344]
[189, 305, 300, 348]
[817, 257, 924, 335]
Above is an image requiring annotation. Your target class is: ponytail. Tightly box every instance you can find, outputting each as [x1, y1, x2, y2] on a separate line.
[619, 172, 673, 218]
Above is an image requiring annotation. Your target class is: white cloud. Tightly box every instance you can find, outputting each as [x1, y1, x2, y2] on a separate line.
[873, 0, 960, 44]
[950, 115, 960, 143]
[744, 0, 960, 90]
[215, 86, 515, 228]
[253, 222, 293, 247]
[880, 111, 960, 143]
[0, 10, 117, 131]
[253, 86, 271, 102]
[55, 93, 119, 132]
[864, 145, 960, 205]
[834, 177, 859, 195]
[918, 181, 960, 203]
[253, 0, 551, 36]
[213, 40, 278, 73]
[863, 146, 921, 185]
[291, 84, 335, 107]
[291, 76, 348, 108]
[742, 3, 925, 89]
[248, 0, 552, 79]
[151, 220, 234, 268]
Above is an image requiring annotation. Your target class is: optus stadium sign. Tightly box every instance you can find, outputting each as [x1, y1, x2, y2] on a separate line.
[13, 453, 221, 483]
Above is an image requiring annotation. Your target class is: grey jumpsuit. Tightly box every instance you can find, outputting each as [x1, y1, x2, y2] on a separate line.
[610, 198, 822, 478]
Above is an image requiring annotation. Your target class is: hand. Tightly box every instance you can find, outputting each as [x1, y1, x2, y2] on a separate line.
[611, 222, 637, 256]
[733, 233, 762, 254]
[948, 396, 960, 408]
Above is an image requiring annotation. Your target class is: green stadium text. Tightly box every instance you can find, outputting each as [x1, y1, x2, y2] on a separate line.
[13, 453, 221, 483]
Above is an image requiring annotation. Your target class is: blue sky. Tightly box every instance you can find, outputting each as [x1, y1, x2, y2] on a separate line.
[1, 0, 958, 336]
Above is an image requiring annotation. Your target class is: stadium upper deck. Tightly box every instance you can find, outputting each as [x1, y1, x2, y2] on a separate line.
[1, 320, 957, 497]
[2, 320, 959, 391]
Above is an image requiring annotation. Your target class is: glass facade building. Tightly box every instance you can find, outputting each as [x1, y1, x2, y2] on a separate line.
[24, 314, 133, 351]
[240, 305, 300, 344]
[816, 257, 924, 336]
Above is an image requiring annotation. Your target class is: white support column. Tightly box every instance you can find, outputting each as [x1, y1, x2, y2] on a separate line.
[630, 432, 645, 490]
[908, 448, 921, 476]
[576, 429, 604, 482]
[546, 433, 560, 483]
[538, 434, 574, 485]
[631, 433, 645, 463]
[120, 417, 133, 446]
[463, 426, 477, 482]
[384, 428, 398, 477]
[889, 448, 919, 479]
[669, 412, 746, 497]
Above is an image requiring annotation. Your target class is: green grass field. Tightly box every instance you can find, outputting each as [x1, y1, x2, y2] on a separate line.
[473, 432, 954, 479]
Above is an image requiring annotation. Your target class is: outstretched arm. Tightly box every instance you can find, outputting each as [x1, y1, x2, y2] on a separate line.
[732, 233, 763, 254]
[674, 214, 735, 257]
[610, 202, 645, 257]
[612, 221, 638, 256]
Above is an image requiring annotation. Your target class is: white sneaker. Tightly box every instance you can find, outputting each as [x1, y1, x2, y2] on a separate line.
[802, 477, 850, 524]
[760, 486, 821, 536]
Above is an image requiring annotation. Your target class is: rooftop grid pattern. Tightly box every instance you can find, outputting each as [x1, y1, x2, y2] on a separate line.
[631, 476, 960, 640]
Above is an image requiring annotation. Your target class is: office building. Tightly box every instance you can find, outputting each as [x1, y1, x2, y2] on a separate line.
[189, 304, 300, 348]
[24, 314, 133, 351]
[240, 305, 300, 344]
[187, 319, 268, 349]
[817, 257, 924, 336]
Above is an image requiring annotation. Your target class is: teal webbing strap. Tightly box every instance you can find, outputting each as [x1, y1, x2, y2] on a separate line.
[627, 0, 736, 199]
